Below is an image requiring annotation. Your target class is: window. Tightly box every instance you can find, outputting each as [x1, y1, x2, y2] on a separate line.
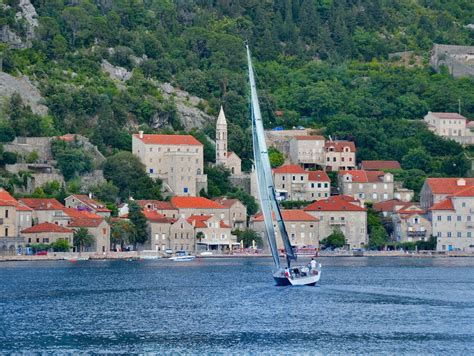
[324, 183, 328, 188]
[372, 193, 377, 199]
[311, 183, 315, 188]
[457, 216, 462, 222]
[300, 232, 305, 238]
[384, 184, 388, 190]
[184, 187, 188, 193]
[292, 176, 296, 181]
[103, 228, 107, 235]
[4, 228, 8, 236]
[447, 232, 452, 237]
[468, 216, 472, 222]
[457, 232, 462, 238]
[437, 216, 442, 221]
[300, 176, 304, 181]
[5, 210, 8, 218]
[462, 202, 466, 207]
[348, 183, 352, 190]
[43, 238, 49, 243]
[447, 216, 452, 221]
[373, 184, 377, 189]
[282, 184, 285, 189]
[468, 232, 472, 238]
[383, 193, 388, 200]
[282, 176, 285, 181]
[149, 168, 154, 174]
[414, 218, 419, 224]
[359, 184, 363, 189]
[333, 157, 336, 162]
[437, 232, 441, 237]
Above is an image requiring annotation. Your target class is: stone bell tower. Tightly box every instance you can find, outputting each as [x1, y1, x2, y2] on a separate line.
[216, 106, 227, 165]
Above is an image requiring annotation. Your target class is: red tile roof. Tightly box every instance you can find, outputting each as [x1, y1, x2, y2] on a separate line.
[134, 134, 202, 146]
[136, 200, 176, 210]
[429, 112, 467, 120]
[339, 170, 385, 183]
[450, 186, 474, 197]
[304, 195, 366, 212]
[273, 165, 307, 174]
[143, 209, 175, 223]
[56, 133, 76, 141]
[425, 178, 474, 194]
[294, 135, 325, 140]
[373, 199, 407, 213]
[324, 141, 356, 152]
[397, 205, 425, 214]
[253, 210, 318, 222]
[308, 171, 330, 182]
[68, 218, 104, 228]
[21, 222, 73, 234]
[69, 195, 111, 212]
[187, 215, 212, 228]
[429, 199, 455, 211]
[0, 189, 32, 210]
[212, 198, 240, 208]
[20, 198, 65, 210]
[361, 160, 401, 170]
[62, 208, 102, 219]
[171, 197, 224, 209]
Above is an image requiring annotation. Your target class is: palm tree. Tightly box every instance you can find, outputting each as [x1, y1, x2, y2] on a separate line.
[73, 227, 94, 253]
[195, 231, 205, 252]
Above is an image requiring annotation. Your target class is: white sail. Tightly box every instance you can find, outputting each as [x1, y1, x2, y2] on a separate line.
[246, 45, 296, 269]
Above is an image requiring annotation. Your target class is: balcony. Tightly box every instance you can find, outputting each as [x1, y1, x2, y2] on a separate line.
[329, 219, 346, 226]
[407, 230, 426, 238]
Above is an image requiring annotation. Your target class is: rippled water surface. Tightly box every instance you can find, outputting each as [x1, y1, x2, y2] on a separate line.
[1, 257, 474, 354]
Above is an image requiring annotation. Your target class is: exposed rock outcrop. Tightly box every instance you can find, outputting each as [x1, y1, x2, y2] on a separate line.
[0, 0, 38, 48]
[0, 72, 48, 116]
[101, 60, 132, 82]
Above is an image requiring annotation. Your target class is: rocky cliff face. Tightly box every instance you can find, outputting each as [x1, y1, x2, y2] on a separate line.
[0, 72, 48, 116]
[0, 0, 38, 49]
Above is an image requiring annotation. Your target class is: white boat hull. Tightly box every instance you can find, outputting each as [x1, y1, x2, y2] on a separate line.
[169, 256, 196, 262]
[273, 264, 321, 286]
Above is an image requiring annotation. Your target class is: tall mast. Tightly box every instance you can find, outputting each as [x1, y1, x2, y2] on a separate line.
[246, 44, 296, 269]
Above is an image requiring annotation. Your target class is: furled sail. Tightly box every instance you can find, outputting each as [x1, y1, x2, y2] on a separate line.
[246, 44, 296, 269]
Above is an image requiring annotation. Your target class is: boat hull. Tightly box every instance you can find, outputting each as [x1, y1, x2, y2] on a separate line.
[169, 256, 196, 262]
[273, 267, 321, 286]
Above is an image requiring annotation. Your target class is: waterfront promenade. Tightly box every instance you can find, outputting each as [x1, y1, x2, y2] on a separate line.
[1, 250, 473, 262]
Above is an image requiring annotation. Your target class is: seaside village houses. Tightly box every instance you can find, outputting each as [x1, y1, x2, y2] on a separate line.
[338, 170, 394, 203]
[132, 132, 208, 196]
[0, 189, 110, 255]
[123, 196, 246, 253]
[424, 111, 474, 145]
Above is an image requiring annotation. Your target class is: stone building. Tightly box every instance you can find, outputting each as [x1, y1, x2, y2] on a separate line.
[272, 165, 330, 201]
[19, 198, 70, 226]
[289, 135, 325, 168]
[424, 112, 473, 145]
[304, 195, 367, 249]
[215, 107, 242, 175]
[170, 196, 229, 222]
[338, 170, 394, 203]
[420, 177, 474, 209]
[188, 215, 236, 252]
[67, 215, 110, 253]
[323, 141, 356, 171]
[65, 194, 111, 218]
[392, 205, 432, 243]
[212, 198, 247, 230]
[21, 222, 74, 247]
[430, 44, 474, 78]
[250, 210, 319, 250]
[132, 132, 207, 196]
[429, 186, 474, 252]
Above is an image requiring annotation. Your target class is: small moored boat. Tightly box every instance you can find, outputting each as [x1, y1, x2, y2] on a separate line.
[169, 255, 196, 262]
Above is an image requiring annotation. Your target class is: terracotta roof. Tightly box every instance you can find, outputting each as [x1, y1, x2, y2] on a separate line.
[56, 133, 76, 141]
[68, 195, 111, 212]
[253, 210, 319, 222]
[212, 198, 240, 208]
[397, 205, 425, 214]
[20, 198, 65, 210]
[308, 171, 330, 182]
[425, 178, 474, 194]
[324, 141, 356, 152]
[361, 160, 401, 170]
[373, 199, 406, 213]
[136, 200, 176, 210]
[133, 134, 202, 146]
[143, 209, 175, 223]
[467, 121, 474, 129]
[429, 112, 467, 120]
[171, 196, 223, 209]
[187, 215, 212, 228]
[22, 222, 73, 234]
[0, 190, 32, 210]
[294, 135, 325, 140]
[63, 208, 102, 219]
[304, 195, 366, 212]
[68, 217, 104, 228]
[429, 199, 455, 211]
[339, 170, 385, 183]
[273, 165, 307, 174]
[450, 186, 474, 197]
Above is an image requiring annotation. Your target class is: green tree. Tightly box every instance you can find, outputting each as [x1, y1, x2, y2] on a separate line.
[268, 146, 285, 168]
[368, 226, 388, 250]
[235, 229, 263, 248]
[103, 151, 162, 200]
[320, 229, 346, 249]
[51, 239, 70, 252]
[128, 201, 148, 249]
[73, 227, 94, 252]
[110, 219, 135, 250]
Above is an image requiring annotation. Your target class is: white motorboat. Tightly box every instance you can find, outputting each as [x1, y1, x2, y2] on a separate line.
[246, 44, 321, 286]
[169, 255, 196, 262]
[63, 255, 90, 261]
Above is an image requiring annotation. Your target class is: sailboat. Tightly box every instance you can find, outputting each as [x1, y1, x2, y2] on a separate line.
[246, 44, 322, 286]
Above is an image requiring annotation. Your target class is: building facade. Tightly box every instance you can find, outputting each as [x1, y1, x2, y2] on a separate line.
[420, 178, 474, 209]
[392, 205, 432, 243]
[65, 194, 111, 218]
[323, 141, 356, 171]
[21, 223, 74, 246]
[289, 135, 325, 168]
[132, 132, 207, 196]
[424, 112, 474, 145]
[304, 195, 367, 249]
[215, 107, 242, 175]
[338, 170, 394, 203]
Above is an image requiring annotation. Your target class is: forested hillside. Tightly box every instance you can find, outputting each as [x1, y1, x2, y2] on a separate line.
[1, 0, 474, 182]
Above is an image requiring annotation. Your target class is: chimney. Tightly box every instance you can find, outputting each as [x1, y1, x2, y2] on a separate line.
[89, 192, 93, 199]
[139, 130, 144, 139]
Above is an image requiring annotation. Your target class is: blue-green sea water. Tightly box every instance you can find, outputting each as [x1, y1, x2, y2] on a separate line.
[1, 257, 473, 354]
